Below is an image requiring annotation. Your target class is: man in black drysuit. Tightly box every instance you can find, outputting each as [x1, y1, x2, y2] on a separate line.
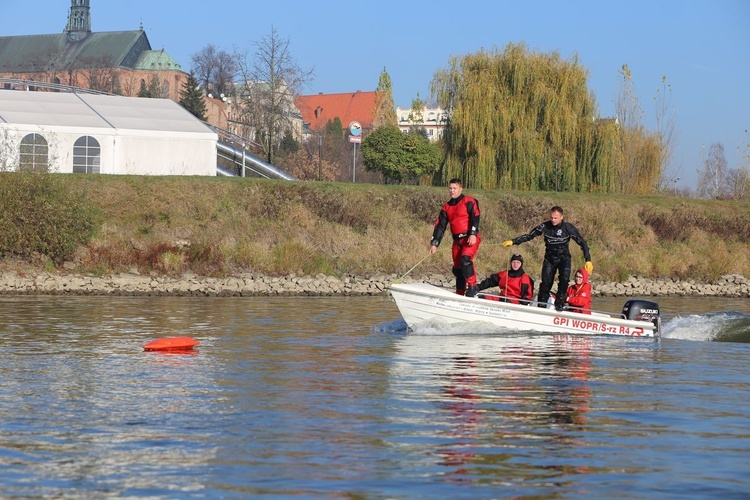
[503, 206, 593, 311]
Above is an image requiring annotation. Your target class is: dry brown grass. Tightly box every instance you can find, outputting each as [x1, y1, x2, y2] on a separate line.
[18, 175, 749, 282]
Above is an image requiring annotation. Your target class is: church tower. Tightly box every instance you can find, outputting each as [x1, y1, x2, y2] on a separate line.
[66, 0, 92, 41]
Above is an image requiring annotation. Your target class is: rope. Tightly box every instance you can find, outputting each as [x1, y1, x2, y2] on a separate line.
[395, 254, 431, 283]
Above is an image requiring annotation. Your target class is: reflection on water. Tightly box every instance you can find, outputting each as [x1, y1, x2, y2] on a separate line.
[389, 334, 601, 488]
[0, 294, 748, 497]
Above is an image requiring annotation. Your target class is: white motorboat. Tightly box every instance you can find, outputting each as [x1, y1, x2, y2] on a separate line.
[389, 282, 661, 337]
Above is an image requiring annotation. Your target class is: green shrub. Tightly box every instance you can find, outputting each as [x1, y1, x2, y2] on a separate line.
[0, 172, 97, 264]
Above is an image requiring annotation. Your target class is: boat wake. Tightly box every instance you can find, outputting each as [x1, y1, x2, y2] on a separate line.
[374, 318, 409, 335]
[407, 320, 516, 336]
[660, 311, 750, 343]
[374, 318, 507, 336]
[376, 318, 575, 337]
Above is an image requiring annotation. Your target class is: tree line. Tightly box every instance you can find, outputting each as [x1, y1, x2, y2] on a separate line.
[177, 33, 748, 198]
[427, 45, 660, 194]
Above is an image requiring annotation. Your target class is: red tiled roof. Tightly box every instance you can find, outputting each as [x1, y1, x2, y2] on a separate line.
[295, 91, 377, 132]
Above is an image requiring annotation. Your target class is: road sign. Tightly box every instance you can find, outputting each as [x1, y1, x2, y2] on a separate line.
[348, 135, 361, 143]
[348, 121, 362, 136]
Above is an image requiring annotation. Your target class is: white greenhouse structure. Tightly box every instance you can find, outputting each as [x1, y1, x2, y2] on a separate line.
[0, 90, 217, 176]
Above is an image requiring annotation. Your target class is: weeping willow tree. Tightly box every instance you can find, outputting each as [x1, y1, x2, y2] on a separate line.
[430, 43, 660, 193]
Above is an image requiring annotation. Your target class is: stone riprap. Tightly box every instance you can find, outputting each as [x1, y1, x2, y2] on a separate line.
[0, 271, 747, 298]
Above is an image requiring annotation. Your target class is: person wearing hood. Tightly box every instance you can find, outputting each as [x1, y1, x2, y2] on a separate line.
[565, 267, 592, 314]
[476, 254, 534, 305]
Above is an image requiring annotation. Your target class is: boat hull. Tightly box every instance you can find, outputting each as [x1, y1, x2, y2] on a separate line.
[389, 283, 656, 338]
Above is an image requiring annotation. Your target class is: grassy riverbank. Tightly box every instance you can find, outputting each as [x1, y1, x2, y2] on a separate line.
[3, 174, 749, 283]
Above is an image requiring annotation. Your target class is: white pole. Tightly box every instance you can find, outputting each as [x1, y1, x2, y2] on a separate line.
[352, 142, 356, 183]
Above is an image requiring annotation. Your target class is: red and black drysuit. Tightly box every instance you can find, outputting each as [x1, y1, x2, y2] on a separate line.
[511, 220, 590, 310]
[477, 267, 534, 304]
[431, 194, 481, 295]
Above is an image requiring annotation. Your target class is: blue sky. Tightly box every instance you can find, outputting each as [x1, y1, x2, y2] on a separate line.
[2, 0, 748, 189]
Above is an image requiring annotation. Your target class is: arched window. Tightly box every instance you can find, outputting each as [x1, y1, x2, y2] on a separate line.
[19, 133, 49, 171]
[72, 136, 101, 174]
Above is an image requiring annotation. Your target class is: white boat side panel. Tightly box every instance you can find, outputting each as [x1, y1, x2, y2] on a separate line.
[389, 283, 655, 337]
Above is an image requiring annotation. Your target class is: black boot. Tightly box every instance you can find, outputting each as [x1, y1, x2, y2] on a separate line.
[555, 283, 568, 311]
[465, 285, 478, 298]
[554, 296, 565, 311]
[452, 268, 465, 295]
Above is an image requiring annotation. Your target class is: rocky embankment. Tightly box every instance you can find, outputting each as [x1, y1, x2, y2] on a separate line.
[0, 271, 748, 298]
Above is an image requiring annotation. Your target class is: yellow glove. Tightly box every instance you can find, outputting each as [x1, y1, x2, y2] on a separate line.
[502, 240, 513, 248]
[585, 261, 594, 274]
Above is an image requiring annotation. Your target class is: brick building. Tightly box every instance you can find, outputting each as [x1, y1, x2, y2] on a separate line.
[295, 91, 377, 138]
[0, 0, 187, 101]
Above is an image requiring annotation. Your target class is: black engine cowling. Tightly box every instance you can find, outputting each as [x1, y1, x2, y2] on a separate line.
[621, 299, 661, 332]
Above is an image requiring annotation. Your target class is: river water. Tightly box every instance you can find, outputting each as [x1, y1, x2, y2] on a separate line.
[0, 294, 748, 498]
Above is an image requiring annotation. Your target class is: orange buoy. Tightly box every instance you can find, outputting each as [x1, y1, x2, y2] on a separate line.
[143, 336, 200, 352]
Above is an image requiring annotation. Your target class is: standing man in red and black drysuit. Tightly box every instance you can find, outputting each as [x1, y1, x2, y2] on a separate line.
[429, 178, 482, 297]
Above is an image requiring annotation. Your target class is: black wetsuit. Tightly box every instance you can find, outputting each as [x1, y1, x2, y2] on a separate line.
[512, 220, 591, 309]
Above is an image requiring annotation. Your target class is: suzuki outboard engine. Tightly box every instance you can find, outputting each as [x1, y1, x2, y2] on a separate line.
[621, 299, 661, 334]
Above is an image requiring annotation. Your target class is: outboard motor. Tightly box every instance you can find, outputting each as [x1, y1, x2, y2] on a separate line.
[622, 299, 661, 334]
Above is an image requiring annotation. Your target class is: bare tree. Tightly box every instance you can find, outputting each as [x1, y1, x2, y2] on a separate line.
[190, 44, 238, 97]
[614, 64, 662, 194]
[23, 45, 67, 84]
[654, 75, 680, 190]
[235, 26, 313, 165]
[274, 144, 338, 181]
[723, 131, 750, 200]
[726, 166, 750, 200]
[742, 129, 750, 168]
[615, 64, 644, 192]
[0, 127, 18, 171]
[119, 72, 143, 97]
[138, 73, 168, 99]
[191, 44, 217, 91]
[697, 142, 729, 199]
[80, 56, 121, 94]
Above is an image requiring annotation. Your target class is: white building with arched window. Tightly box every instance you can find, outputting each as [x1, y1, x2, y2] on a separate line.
[0, 90, 217, 175]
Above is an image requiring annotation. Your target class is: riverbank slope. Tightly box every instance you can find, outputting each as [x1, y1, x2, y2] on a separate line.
[1, 174, 748, 296]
